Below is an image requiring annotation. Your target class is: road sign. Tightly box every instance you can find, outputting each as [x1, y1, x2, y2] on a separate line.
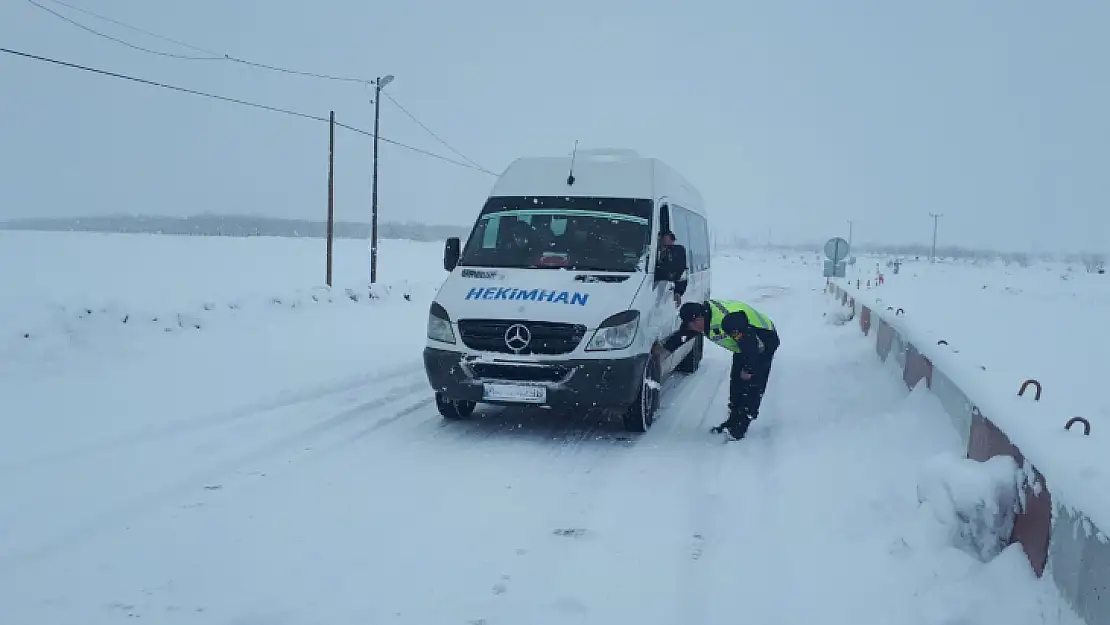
[824, 237, 850, 263]
[823, 260, 846, 278]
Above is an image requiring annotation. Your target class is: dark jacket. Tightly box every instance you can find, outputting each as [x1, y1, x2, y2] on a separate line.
[655, 244, 688, 297]
[662, 311, 779, 376]
[736, 328, 778, 380]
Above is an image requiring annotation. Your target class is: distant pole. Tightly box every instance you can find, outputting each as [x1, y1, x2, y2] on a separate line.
[326, 110, 335, 287]
[370, 74, 395, 285]
[847, 220, 854, 250]
[929, 212, 942, 263]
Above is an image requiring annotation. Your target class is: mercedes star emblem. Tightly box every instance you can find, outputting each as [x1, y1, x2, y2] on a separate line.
[504, 323, 531, 352]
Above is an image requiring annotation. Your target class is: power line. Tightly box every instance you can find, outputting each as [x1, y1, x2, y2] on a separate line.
[28, 0, 374, 84]
[0, 47, 496, 175]
[33, 0, 216, 57]
[381, 91, 485, 171]
[336, 120, 497, 175]
[28, 0, 491, 172]
[27, 0, 217, 60]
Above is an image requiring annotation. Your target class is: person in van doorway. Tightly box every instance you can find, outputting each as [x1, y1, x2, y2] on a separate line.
[655, 230, 687, 307]
[657, 300, 780, 440]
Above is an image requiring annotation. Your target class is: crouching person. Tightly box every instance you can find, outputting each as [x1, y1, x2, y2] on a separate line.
[658, 300, 780, 440]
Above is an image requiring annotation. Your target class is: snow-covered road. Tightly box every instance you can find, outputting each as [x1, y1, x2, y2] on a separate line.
[0, 237, 1078, 624]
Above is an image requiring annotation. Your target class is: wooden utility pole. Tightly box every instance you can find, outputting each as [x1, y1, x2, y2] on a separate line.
[326, 110, 335, 286]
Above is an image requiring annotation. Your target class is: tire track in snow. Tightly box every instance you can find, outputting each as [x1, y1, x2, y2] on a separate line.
[477, 283, 792, 623]
[427, 402, 635, 486]
[464, 356, 732, 624]
[683, 285, 804, 624]
[301, 395, 644, 623]
[449, 410, 627, 622]
[361, 377, 703, 623]
[0, 375, 432, 572]
[299, 396, 438, 458]
[673, 358, 736, 625]
[0, 362, 426, 474]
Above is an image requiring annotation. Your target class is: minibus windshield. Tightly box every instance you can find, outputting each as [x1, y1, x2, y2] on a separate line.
[457, 196, 653, 272]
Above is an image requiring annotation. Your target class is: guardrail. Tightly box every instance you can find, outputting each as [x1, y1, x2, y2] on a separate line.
[825, 278, 1107, 625]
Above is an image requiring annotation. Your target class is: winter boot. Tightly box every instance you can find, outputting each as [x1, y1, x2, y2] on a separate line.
[725, 416, 751, 441]
[712, 402, 739, 433]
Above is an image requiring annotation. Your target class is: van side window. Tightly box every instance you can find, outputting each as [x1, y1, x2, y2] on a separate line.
[671, 205, 709, 272]
[697, 215, 711, 269]
[696, 214, 709, 270]
[686, 208, 701, 271]
[670, 204, 691, 267]
[688, 209, 704, 270]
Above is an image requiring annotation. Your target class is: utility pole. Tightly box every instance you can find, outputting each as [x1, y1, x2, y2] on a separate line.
[847, 219, 854, 250]
[326, 110, 335, 287]
[371, 74, 395, 285]
[929, 212, 942, 263]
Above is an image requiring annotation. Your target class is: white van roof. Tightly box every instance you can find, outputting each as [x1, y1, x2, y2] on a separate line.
[489, 149, 705, 214]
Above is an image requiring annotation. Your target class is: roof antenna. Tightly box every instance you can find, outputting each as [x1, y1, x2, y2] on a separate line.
[566, 139, 579, 186]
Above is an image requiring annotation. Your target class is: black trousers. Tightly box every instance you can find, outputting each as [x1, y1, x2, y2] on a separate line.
[726, 351, 775, 426]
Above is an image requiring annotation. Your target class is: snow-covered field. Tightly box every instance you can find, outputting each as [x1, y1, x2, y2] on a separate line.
[0, 233, 1081, 624]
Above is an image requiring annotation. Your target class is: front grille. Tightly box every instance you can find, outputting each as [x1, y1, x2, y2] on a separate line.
[457, 319, 587, 355]
[469, 363, 571, 382]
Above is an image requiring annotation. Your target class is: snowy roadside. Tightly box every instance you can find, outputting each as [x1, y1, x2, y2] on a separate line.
[835, 259, 1110, 540]
[843, 255, 1108, 430]
[0, 241, 1086, 624]
[0, 232, 442, 467]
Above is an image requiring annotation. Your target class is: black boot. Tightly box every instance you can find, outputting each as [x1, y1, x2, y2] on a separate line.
[710, 415, 733, 434]
[712, 401, 739, 434]
[725, 416, 751, 441]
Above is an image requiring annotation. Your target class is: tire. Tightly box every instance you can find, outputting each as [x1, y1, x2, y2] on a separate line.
[435, 391, 476, 420]
[622, 354, 661, 433]
[675, 333, 703, 374]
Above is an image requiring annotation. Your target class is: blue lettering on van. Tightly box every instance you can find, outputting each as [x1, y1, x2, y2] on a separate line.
[464, 286, 589, 306]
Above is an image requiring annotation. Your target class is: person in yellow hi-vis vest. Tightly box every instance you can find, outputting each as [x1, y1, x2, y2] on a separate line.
[659, 300, 781, 440]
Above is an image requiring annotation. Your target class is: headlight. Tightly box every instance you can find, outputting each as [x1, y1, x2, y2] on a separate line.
[427, 302, 456, 344]
[586, 310, 639, 351]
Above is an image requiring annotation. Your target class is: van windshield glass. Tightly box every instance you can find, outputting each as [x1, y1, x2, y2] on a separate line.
[457, 196, 654, 272]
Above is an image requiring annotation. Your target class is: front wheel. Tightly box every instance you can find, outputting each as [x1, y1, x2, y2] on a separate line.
[622, 354, 661, 433]
[435, 392, 476, 420]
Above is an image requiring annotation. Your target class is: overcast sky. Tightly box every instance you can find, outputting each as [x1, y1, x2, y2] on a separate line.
[2, 0, 1107, 252]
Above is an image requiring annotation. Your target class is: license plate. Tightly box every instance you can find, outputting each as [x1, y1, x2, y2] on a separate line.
[482, 383, 546, 403]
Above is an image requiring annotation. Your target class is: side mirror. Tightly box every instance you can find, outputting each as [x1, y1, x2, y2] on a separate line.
[655, 244, 687, 282]
[444, 237, 461, 272]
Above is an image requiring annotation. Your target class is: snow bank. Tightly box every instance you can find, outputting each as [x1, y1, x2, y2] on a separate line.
[0, 231, 444, 357]
[823, 297, 854, 326]
[844, 256, 1108, 429]
[5, 283, 416, 343]
[918, 453, 1022, 562]
[827, 276, 1110, 625]
[837, 257, 1110, 533]
[0, 231, 444, 470]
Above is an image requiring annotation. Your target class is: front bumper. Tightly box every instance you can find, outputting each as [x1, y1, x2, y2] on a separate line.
[423, 347, 648, 410]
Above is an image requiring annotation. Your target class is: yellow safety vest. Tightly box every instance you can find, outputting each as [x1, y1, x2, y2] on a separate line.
[706, 299, 775, 353]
